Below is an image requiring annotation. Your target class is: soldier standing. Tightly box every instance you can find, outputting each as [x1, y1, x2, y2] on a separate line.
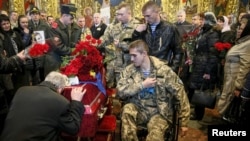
[28, 6, 51, 84]
[99, 3, 140, 88]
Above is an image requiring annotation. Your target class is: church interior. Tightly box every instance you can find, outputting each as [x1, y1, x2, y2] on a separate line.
[0, 0, 250, 141]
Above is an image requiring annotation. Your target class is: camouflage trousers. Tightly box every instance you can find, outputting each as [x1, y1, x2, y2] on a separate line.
[121, 103, 169, 141]
[105, 52, 130, 88]
[105, 60, 122, 88]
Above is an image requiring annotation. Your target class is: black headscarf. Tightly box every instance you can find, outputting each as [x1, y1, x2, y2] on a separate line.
[239, 14, 250, 39]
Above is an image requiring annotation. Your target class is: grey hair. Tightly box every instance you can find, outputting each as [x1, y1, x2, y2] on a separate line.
[177, 9, 186, 16]
[45, 71, 70, 89]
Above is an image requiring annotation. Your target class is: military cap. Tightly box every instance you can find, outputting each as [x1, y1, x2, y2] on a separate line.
[61, 4, 77, 18]
[30, 6, 40, 14]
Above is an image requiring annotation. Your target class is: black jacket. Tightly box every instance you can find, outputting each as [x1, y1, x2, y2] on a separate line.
[132, 20, 183, 72]
[44, 19, 71, 76]
[189, 26, 220, 89]
[69, 22, 81, 48]
[90, 22, 107, 39]
[0, 50, 24, 132]
[0, 81, 84, 141]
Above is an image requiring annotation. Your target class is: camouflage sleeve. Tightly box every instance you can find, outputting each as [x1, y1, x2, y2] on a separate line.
[177, 84, 190, 127]
[161, 67, 190, 127]
[99, 26, 113, 49]
[118, 41, 129, 52]
[116, 66, 142, 99]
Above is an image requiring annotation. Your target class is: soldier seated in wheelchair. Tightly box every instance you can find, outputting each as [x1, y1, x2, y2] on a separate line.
[116, 40, 190, 141]
[136, 95, 182, 141]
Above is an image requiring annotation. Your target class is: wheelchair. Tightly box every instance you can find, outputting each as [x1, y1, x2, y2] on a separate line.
[119, 95, 181, 141]
[136, 96, 181, 141]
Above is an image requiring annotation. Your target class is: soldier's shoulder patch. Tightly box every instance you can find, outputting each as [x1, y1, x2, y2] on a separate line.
[51, 22, 58, 29]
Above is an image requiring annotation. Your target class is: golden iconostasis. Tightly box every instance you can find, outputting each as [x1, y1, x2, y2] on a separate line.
[1, 0, 245, 23]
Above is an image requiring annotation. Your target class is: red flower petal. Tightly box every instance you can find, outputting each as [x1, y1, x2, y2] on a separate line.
[60, 35, 104, 82]
[29, 43, 49, 57]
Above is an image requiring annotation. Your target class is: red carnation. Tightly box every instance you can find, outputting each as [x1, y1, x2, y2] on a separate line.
[28, 43, 49, 57]
[214, 42, 232, 51]
[223, 43, 232, 49]
[97, 39, 102, 44]
[86, 35, 92, 40]
[60, 35, 103, 82]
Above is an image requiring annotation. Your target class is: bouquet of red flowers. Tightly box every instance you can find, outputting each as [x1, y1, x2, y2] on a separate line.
[60, 35, 103, 82]
[214, 42, 232, 51]
[28, 43, 49, 57]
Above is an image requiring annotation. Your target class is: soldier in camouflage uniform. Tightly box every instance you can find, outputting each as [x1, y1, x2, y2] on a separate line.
[101, 11, 119, 87]
[99, 3, 140, 88]
[116, 40, 190, 141]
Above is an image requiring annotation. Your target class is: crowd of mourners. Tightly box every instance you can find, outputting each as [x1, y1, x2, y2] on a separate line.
[0, 1, 250, 141]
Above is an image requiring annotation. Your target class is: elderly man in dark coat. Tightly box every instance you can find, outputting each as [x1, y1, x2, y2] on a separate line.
[0, 71, 86, 141]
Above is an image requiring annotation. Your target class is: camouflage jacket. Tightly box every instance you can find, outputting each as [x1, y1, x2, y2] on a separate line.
[99, 19, 140, 66]
[100, 18, 140, 49]
[116, 56, 190, 126]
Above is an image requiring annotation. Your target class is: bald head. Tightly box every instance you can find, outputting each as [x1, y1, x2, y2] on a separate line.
[93, 13, 102, 25]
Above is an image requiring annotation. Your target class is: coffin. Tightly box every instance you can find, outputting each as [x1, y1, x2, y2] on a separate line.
[62, 83, 107, 137]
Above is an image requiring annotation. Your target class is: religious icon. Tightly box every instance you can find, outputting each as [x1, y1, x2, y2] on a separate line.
[183, 0, 198, 14]
[214, 0, 227, 16]
[100, 0, 111, 24]
[24, 0, 35, 13]
[97, 0, 122, 6]
[0, 0, 9, 13]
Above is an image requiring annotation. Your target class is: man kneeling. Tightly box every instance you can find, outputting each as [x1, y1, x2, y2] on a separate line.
[1, 71, 87, 141]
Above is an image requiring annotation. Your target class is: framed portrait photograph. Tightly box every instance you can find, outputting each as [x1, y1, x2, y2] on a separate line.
[33, 30, 45, 44]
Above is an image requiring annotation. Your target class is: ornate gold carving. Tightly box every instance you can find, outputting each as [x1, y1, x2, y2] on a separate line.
[74, 0, 84, 17]
[7, 0, 240, 24]
[125, 0, 146, 18]
[74, 0, 100, 17]
[225, 0, 239, 15]
[162, 0, 180, 22]
[10, 0, 25, 14]
[198, 0, 212, 13]
[39, 0, 59, 18]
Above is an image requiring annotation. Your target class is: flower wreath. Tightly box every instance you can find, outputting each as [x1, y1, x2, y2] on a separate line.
[60, 35, 103, 82]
